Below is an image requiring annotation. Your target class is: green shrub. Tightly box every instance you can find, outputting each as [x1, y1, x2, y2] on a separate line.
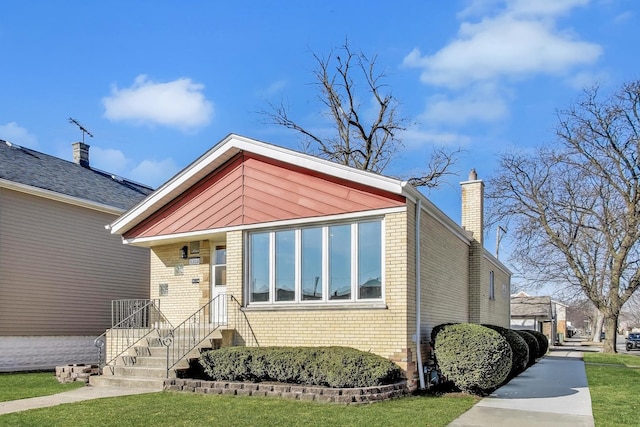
[434, 323, 512, 395]
[483, 324, 529, 378]
[430, 323, 457, 345]
[199, 346, 404, 388]
[515, 330, 539, 366]
[525, 330, 549, 357]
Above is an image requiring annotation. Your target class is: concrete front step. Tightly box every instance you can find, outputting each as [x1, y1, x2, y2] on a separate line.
[89, 374, 165, 391]
[103, 365, 179, 379]
[138, 342, 215, 357]
[121, 355, 168, 367]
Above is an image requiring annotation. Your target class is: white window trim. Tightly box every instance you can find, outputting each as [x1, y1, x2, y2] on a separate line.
[246, 218, 385, 306]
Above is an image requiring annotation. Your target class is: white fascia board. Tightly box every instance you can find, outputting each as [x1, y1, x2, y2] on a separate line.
[402, 183, 472, 245]
[233, 135, 405, 194]
[0, 178, 124, 215]
[110, 133, 406, 235]
[122, 206, 407, 247]
[483, 250, 512, 276]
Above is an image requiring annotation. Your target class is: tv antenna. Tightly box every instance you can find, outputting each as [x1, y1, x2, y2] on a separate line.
[68, 117, 94, 143]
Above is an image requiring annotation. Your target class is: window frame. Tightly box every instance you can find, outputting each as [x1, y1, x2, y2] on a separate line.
[246, 218, 385, 306]
[489, 270, 495, 300]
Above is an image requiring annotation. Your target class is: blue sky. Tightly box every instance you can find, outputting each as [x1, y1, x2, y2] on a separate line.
[1, 0, 638, 272]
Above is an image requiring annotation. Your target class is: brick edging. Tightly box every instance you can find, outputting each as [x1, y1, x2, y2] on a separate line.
[164, 379, 408, 404]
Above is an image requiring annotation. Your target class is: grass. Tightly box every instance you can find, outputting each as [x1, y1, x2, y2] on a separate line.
[583, 352, 640, 427]
[0, 372, 84, 402]
[0, 377, 478, 427]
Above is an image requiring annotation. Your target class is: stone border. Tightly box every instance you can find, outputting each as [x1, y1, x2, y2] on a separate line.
[164, 379, 408, 404]
[56, 364, 99, 383]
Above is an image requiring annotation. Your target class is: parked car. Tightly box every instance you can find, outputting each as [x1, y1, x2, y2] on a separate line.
[626, 333, 640, 351]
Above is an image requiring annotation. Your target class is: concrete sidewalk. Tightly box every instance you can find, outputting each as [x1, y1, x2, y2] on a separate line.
[0, 386, 159, 415]
[448, 349, 594, 427]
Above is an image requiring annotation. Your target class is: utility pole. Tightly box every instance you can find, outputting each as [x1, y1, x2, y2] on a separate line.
[496, 226, 507, 259]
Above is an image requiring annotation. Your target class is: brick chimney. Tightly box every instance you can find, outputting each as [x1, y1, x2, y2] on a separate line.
[460, 168, 484, 245]
[461, 168, 484, 323]
[72, 142, 90, 167]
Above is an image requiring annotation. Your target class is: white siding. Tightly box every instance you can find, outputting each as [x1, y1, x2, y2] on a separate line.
[0, 188, 149, 336]
[0, 336, 99, 372]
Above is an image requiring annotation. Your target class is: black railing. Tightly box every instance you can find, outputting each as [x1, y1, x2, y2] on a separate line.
[111, 299, 160, 326]
[94, 299, 171, 369]
[229, 295, 259, 347]
[95, 295, 259, 377]
[162, 294, 228, 374]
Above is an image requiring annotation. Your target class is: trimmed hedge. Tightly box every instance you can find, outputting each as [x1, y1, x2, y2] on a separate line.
[515, 330, 539, 366]
[430, 323, 457, 345]
[434, 323, 512, 395]
[526, 330, 549, 357]
[198, 346, 404, 388]
[483, 324, 529, 379]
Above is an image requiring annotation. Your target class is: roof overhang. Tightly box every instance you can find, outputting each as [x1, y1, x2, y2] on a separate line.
[0, 178, 125, 215]
[109, 134, 410, 236]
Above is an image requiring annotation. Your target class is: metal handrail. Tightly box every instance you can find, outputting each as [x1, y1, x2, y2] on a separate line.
[229, 295, 259, 347]
[161, 294, 260, 375]
[112, 299, 160, 326]
[94, 299, 172, 370]
[162, 294, 228, 374]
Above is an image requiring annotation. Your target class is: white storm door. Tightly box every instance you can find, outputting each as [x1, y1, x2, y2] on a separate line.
[211, 245, 227, 325]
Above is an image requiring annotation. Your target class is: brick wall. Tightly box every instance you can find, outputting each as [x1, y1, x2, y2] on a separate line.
[479, 255, 511, 327]
[150, 241, 211, 325]
[237, 212, 415, 386]
[418, 202, 470, 338]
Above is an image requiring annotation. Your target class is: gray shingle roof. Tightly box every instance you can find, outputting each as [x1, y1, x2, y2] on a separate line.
[511, 295, 552, 319]
[0, 140, 154, 210]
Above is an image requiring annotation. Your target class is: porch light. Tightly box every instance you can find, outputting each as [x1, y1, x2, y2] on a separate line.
[180, 246, 188, 259]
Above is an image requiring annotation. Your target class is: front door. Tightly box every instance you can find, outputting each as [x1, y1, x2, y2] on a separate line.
[211, 244, 227, 325]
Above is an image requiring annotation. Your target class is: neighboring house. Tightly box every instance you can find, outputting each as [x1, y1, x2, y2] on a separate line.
[105, 134, 511, 390]
[552, 299, 570, 342]
[0, 140, 153, 371]
[511, 291, 571, 343]
[511, 291, 560, 342]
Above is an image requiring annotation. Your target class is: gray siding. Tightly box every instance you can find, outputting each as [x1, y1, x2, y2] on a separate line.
[0, 188, 149, 335]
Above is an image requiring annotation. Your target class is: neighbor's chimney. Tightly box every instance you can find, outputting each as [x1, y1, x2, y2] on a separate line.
[72, 142, 90, 167]
[460, 168, 484, 246]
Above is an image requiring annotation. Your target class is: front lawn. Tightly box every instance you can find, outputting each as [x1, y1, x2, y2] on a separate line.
[583, 352, 640, 427]
[0, 372, 84, 402]
[0, 384, 477, 427]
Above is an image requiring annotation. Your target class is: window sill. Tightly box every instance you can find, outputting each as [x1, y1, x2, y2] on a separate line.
[242, 302, 388, 311]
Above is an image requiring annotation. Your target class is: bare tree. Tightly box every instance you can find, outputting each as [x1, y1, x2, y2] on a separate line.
[262, 41, 459, 188]
[488, 81, 640, 353]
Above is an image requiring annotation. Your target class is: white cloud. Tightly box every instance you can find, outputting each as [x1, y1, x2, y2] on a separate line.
[403, 0, 601, 89]
[130, 158, 180, 188]
[565, 70, 610, 90]
[90, 146, 178, 188]
[422, 84, 510, 125]
[614, 10, 633, 24]
[90, 147, 131, 175]
[261, 79, 287, 96]
[400, 128, 472, 149]
[0, 122, 38, 148]
[103, 75, 214, 131]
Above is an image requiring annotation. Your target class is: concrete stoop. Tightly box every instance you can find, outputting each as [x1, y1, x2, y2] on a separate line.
[89, 375, 166, 391]
[90, 329, 233, 391]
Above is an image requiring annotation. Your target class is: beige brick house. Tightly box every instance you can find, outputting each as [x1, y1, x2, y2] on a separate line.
[105, 134, 510, 390]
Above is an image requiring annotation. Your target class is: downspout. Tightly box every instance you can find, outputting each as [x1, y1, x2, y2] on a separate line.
[415, 199, 425, 389]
